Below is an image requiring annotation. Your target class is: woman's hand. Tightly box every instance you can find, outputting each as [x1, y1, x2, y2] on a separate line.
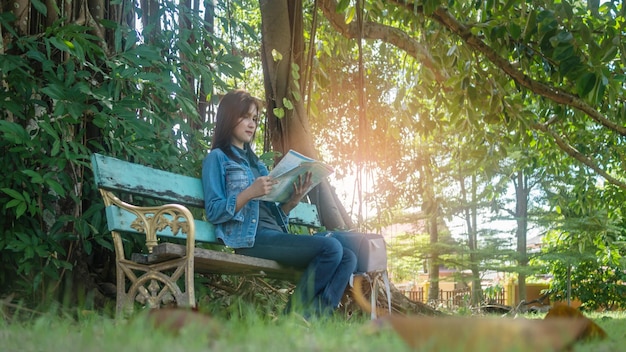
[291, 172, 313, 202]
[248, 176, 278, 198]
[236, 176, 277, 212]
[281, 172, 313, 213]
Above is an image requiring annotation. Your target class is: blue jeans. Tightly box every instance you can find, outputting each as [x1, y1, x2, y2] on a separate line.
[235, 229, 357, 317]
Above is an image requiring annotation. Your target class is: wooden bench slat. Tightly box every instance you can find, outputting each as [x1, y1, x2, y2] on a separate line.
[92, 153, 205, 208]
[133, 243, 300, 281]
[131, 250, 183, 264]
[105, 202, 319, 243]
[105, 205, 219, 243]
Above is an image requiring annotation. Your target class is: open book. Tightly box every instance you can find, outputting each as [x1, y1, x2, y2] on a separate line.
[257, 149, 334, 203]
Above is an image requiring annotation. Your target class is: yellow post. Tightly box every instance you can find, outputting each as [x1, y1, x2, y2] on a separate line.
[505, 278, 515, 306]
[423, 281, 430, 303]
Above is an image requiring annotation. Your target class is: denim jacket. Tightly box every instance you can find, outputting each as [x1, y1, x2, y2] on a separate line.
[201, 146, 289, 248]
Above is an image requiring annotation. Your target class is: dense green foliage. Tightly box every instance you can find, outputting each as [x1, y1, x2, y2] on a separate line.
[537, 213, 626, 310]
[0, 2, 245, 301]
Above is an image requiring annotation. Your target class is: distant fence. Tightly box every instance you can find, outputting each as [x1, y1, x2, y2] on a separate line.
[400, 287, 506, 308]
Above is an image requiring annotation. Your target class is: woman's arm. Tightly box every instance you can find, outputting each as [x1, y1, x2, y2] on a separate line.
[203, 149, 279, 223]
[202, 152, 237, 224]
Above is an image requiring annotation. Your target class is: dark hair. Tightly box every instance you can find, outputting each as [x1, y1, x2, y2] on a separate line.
[211, 89, 262, 162]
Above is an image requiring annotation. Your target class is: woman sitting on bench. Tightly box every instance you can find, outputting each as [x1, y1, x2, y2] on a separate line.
[202, 89, 357, 318]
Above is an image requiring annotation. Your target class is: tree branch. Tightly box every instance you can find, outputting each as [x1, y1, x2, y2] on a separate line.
[428, 5, 626, 136]
[532, 122, 626, 190]
[318, 0, 448, 85]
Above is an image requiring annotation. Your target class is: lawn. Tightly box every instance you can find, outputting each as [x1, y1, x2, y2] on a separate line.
[0, 307, 623, 352]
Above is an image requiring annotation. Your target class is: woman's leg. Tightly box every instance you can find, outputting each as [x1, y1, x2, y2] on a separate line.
[235, 229, 355, 315]
[320, 244, 357, 310]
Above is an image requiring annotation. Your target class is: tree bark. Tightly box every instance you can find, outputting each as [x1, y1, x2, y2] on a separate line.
[420, 153, 439, 301]
[460, 173, 483, 305]
[9, 0, 30, 35]
[259, 0, 350, 230]
[514, 171, 529, 303]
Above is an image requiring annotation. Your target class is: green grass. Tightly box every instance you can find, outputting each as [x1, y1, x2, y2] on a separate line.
[0, 309, 408, 352]
[0, 309, 624, 352]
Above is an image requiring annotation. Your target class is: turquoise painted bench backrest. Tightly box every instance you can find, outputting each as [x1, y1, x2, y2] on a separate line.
[91, 153, 322, 244]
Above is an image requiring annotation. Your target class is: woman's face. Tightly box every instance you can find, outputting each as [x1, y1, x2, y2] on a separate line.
[231, 103, 258, 149]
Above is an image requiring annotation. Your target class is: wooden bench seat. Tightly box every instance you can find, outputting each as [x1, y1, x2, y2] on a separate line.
[131, 242, 300, 280]
[91, 153, 317, 316]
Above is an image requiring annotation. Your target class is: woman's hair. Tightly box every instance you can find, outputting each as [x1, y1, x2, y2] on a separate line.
[211, 89, 262, 162]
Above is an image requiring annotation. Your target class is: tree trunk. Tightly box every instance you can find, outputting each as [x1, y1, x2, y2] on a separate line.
[420, 154, 439, 301]
[462, 174, 483, 305]
[259, 0, 350, 230]
[514, 171, 529, 303]
[427, 209, 440, 302]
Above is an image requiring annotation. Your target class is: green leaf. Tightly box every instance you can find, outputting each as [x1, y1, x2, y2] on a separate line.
[559, 56, 581, 77]
[16, 203, 27, 218]
[21, 170, 44, 184]
[6, 199, 22, 209]
[283, 98, 293, 110]
[291, 63, 300, 80]
[83, 240, 92, 255]
[549, 31, 573, 47]
[423, 0, 439, 15]
[576, 72, 596, 98]
[31, 0, 48, 16]
[26, 50, 47, 62]
[1, 188, 24, 200]
[37, 121, 57, 138]
[0, 121, 30, 144]
[48, 37, 70, 53]
[336, 0, 350, 13]
[552, 44, 574, 61]
[41, 83, 68, 100]
[346, 7, 356, 24]
[522, 10, 537, 42]
[45, 178, 66, 197]
[292, 90, 301, 102]
[271, 49, 283, 62]
[508, 23, 521, 40]
[51, 139, 61, 156]
[273, 107, 285, 118]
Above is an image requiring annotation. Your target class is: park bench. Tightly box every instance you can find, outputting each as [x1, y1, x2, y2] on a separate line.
[91, 153, 324, 317]
[91, 153, 390, 318]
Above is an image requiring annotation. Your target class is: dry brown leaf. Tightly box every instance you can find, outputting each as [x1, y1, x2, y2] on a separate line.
[544, 304, 607, 341]
[141, 307, 221, 337]
[351, 276, 596, 351]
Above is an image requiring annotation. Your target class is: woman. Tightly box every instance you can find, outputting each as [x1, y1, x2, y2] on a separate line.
[202, 89, 357, 318]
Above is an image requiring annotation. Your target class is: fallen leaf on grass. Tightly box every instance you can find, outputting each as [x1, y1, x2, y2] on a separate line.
[544, 304, 607, 341]
[371, 315, 588, 351]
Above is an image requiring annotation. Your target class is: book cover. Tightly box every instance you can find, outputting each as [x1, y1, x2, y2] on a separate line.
[257, 150, 334, 203]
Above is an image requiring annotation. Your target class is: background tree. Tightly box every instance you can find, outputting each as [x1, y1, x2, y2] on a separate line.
[312, 0, 626, 307]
